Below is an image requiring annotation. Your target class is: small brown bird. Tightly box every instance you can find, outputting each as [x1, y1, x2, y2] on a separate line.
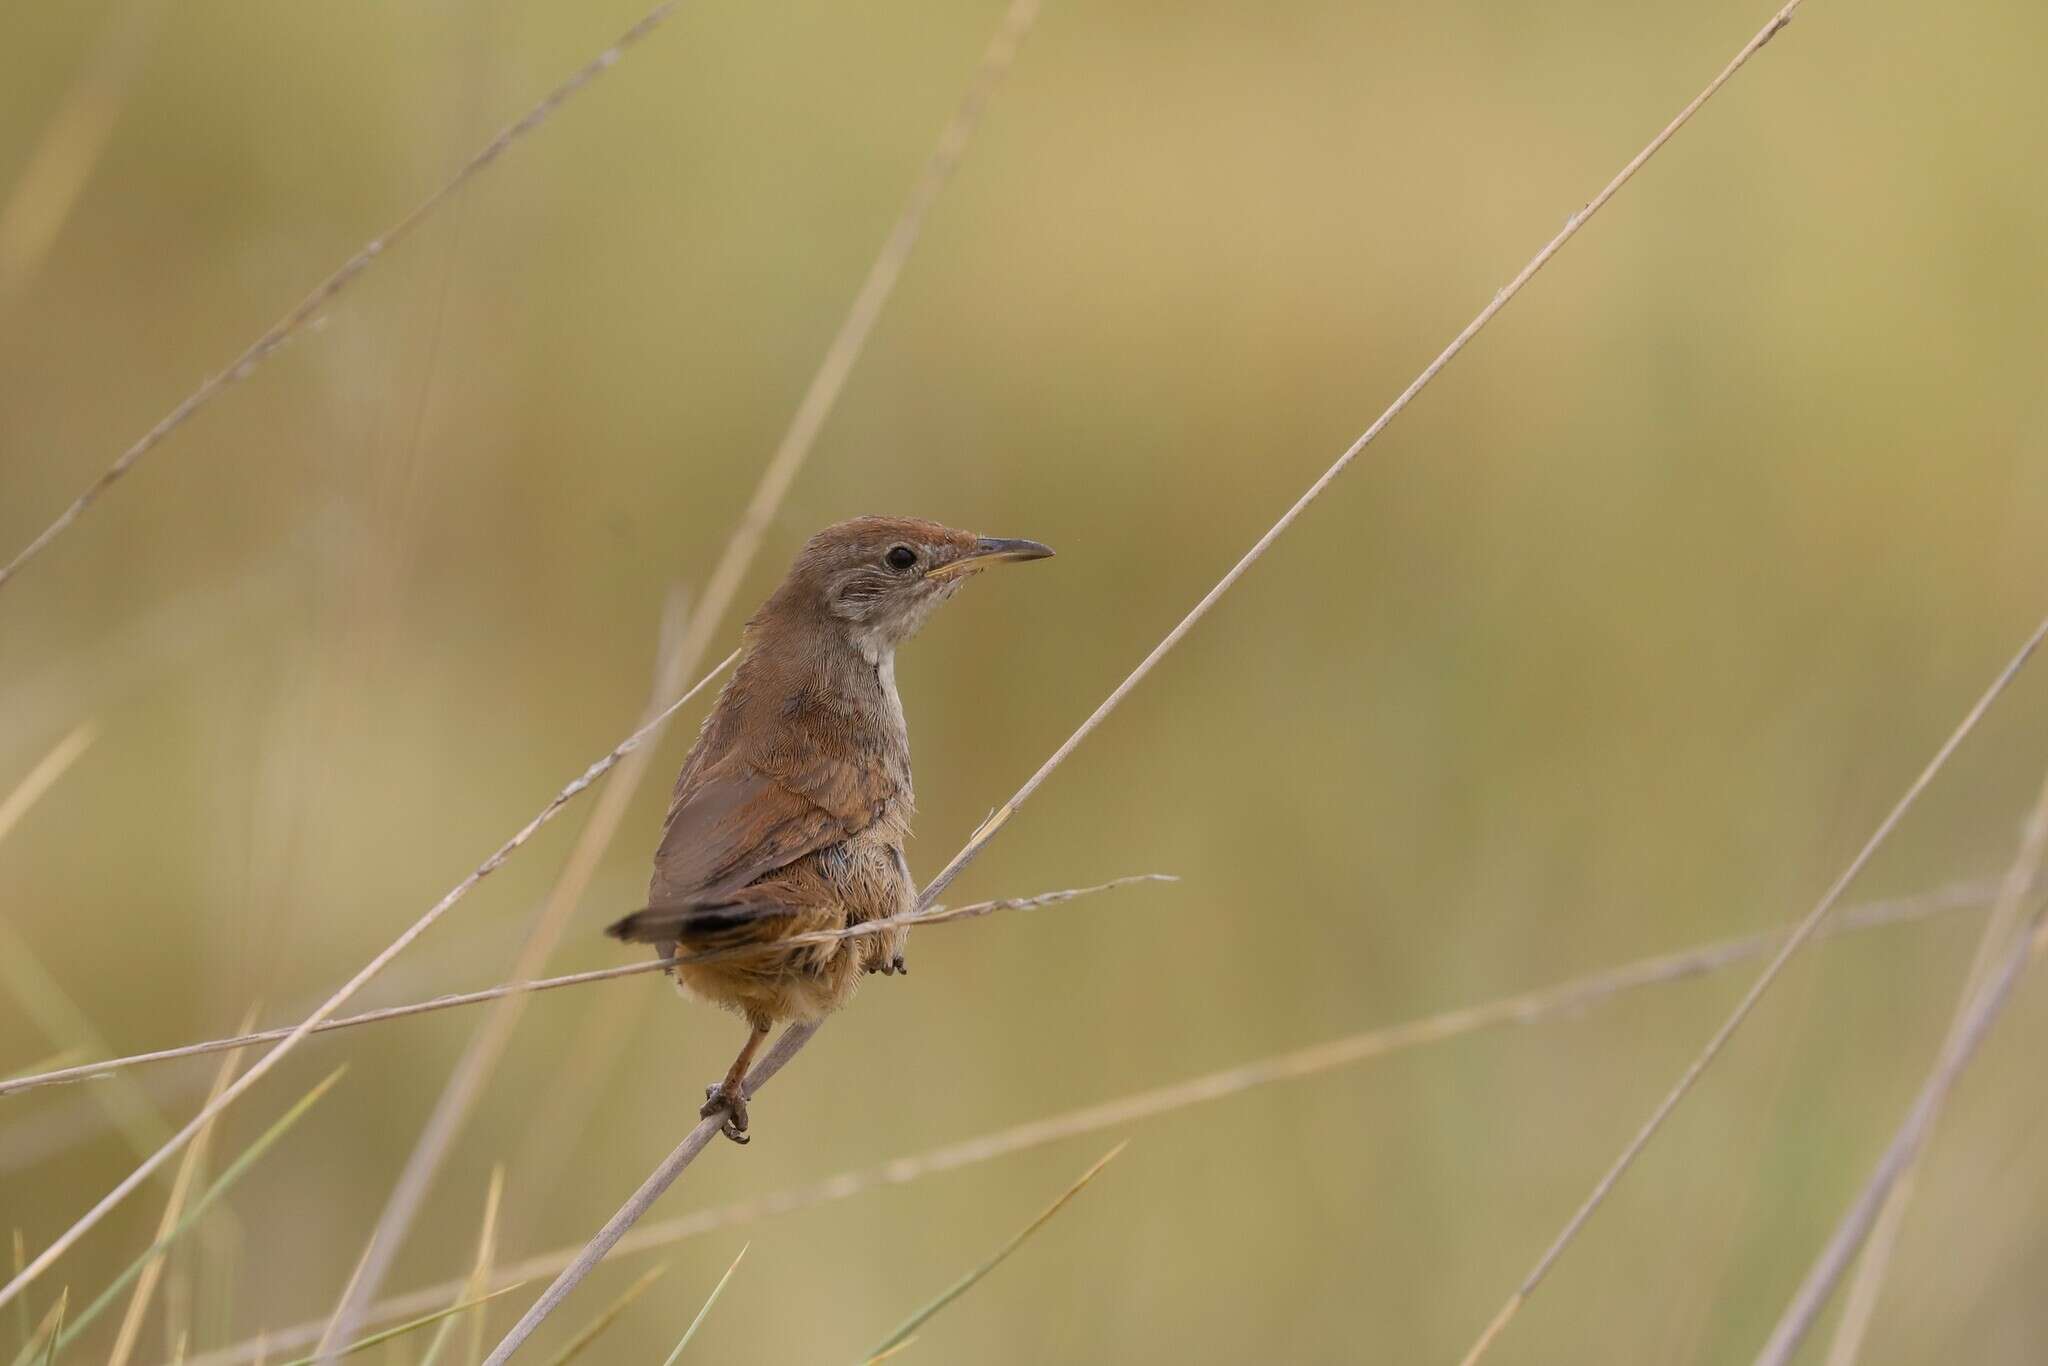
[609, 516, 1053, 1141]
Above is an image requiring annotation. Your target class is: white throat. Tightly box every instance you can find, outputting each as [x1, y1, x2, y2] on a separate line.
[852, 622, 893, 668]
[872, 647, 906, 738]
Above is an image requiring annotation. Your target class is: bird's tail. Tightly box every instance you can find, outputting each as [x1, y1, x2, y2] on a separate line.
[607, 892, 795, 947]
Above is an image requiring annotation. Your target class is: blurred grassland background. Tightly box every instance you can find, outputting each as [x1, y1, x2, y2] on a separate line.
[5, 0, 2048, 1359]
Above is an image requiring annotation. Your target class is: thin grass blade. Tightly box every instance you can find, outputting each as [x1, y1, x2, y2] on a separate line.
[0, 725, 174, 1162]
[37, 1292, 62, 1366]
[9, 1291, 65, 1366]
[8, 1232, 24, 1346]
[108, 1008, 259, 1366]
[0, 724, 95, 844]
[538, 1264, 666, 1366]
[275, 1286, 524, 1366]
[415, 1165, 504, 1366]
[56, 1069, 345, 1350]
[863, 1143, 1126, 1361]
[657, 1244, 746, 1365]
[0, 918, 172, 1155]
[319, 593, 697, 1355]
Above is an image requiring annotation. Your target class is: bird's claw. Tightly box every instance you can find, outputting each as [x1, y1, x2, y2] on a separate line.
[702, 1082, 750, 1144]
[869, 952, 909, 976]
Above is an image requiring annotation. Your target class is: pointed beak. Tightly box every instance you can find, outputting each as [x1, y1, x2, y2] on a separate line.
[926, 536, 1056, 582]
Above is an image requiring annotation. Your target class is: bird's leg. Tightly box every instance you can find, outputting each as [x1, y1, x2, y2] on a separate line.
[701, 1021, 770, 1144]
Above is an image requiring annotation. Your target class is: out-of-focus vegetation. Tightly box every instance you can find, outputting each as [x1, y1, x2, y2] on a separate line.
[5, 0, 2048, 1360]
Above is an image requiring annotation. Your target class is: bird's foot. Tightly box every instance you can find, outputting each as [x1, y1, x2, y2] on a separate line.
[868, 952, 909, 976]
[701, 1081, 750, 1144]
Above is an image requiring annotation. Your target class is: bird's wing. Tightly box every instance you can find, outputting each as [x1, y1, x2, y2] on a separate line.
[645, 750, 865, 910]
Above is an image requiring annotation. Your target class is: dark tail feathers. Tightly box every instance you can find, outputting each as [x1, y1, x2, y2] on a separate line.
[607, 896, 792, 945]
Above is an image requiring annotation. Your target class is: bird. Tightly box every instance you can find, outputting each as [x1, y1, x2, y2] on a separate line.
[608, 515, 1054, 1142]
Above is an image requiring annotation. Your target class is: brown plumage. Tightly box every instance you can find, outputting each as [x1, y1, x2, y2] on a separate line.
[609, 515, 1053, 1141]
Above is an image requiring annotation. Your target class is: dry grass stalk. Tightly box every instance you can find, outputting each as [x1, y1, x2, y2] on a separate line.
[0, 964, 666, 1100]
[325, 0, 1045, 1326]
[177, 874, 2002, 1366]
[478, 1024, 818, 1365]
[902, 12, 1811, 925]
[0, 724, 98, 843]
[0, 0, 688, 593]
[0, 654, 735, 1314]
[1819, 770, 2048, 1366]
[0, 875, 1166, 1100]
[481, 0, 1830, 1343]
[1457, 597, 2048, 1363]
[467, 1173, 508, 1366]
[1754, 891, 2048, 1363]
[105, 1010, 260, 1366]
[658, 0, 1046, 709]
[7, 1232, 24, 1346]
[2, 1049, 86, 1084]
[315, 595, 697, 1354]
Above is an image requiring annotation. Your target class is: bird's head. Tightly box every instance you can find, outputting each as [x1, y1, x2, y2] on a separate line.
[762, 515, 1054, 659]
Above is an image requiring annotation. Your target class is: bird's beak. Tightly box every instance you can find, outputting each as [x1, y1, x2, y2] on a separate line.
[927, 536, 1056, 582]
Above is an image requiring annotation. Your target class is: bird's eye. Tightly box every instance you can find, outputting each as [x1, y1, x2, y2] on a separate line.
[884, 545, 918, 572]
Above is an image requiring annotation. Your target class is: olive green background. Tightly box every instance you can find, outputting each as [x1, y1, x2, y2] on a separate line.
[5, 0, 2048, 1360]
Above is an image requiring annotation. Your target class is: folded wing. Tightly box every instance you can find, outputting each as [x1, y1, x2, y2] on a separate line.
[609, 750, 871, 945]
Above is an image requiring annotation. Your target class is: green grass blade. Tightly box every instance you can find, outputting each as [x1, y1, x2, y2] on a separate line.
[0, 727, 174, 1164]
[275, 1284, 526, 1366]
[8, 1290, 66, 1366]
[417, 1166, 505, 1366]
[37, 1290, 62, 1366]
[9, 1232, 26, 1349]
[541, 1263, 668, 1365]
[863, 1142, 1126, 1362]
[55, 1068, 346, 1351]
[658, 1243, 748, 1365]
